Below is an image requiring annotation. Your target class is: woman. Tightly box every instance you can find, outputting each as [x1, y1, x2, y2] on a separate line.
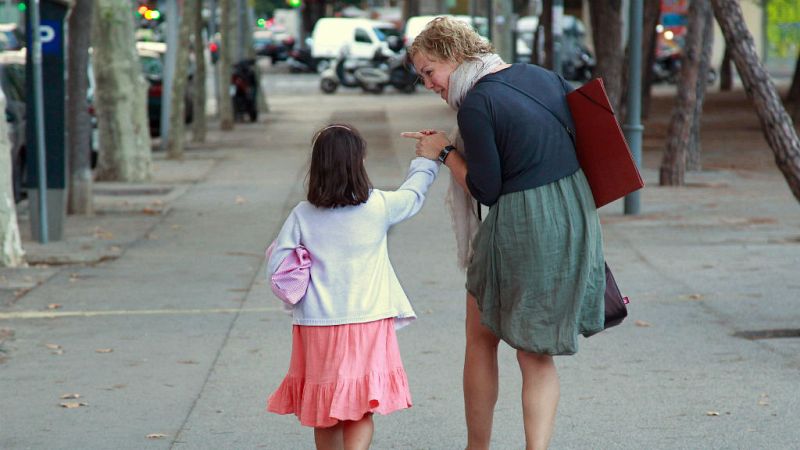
[401, 17, 605, 450]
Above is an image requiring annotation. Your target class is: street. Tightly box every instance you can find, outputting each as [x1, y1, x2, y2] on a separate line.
[1, 64, 800, 449]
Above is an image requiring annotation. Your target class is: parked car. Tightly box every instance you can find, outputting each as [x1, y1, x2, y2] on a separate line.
[253, 29, 294, 63]
[403, 15, 488, 47]
[136, 41, 194, 137]
[0, 23, 23, 52]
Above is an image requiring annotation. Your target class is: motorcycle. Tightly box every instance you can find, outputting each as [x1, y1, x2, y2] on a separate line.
[319, 47, 417, 95]
[562, 45, 595, 83]
[652, 48, 717, 85]
[231, 58, 259, 122]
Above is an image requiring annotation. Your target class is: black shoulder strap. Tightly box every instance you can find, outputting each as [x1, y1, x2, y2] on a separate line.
[481, 79, 576, 148]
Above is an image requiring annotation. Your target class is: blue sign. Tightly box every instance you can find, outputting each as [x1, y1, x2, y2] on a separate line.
[40, 19, 62, 55]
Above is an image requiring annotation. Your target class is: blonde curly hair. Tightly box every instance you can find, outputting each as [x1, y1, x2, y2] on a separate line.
[408, 16, 495, 64]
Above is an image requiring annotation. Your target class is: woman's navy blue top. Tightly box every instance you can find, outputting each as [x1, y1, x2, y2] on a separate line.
[458, 63, 579, 206]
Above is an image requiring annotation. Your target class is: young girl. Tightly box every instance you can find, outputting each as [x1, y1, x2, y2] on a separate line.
[266, 124, 439, 449]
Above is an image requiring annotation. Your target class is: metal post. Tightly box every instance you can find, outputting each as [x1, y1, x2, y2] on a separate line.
[160, 0, 179, 152]
[30, 0, 48, 243]
[552, 0, 563, 75]
[623, 0, 643, 215]
[208, 0, 220, 116]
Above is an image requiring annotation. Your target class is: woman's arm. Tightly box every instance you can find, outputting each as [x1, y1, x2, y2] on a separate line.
[400, 130, 470, 194]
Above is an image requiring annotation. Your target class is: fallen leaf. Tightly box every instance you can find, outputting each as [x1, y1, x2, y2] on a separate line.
[60, 402, 88, 408]
[142, 207, 160, 215]
[95, 348, 113, 353]
[687, 294, 704, 301]
[60, 393, 81, 399]
[146, 433, 168, 439]
[634, 320, 652, 328]
[706, 411, 720, 416]
[93, 227, 114, 240]
[45, 343, 62, 350]
[47, 304, 62, 310]
[235, 195, 247, 204]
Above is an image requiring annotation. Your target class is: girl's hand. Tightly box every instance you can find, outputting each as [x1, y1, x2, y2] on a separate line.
[400, 130, 451, 161]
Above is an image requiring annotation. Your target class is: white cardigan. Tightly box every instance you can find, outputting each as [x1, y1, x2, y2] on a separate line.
[267, 158, 439, 328]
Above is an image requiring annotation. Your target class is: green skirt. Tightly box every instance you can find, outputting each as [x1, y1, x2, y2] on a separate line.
[466, 169, 605, 355]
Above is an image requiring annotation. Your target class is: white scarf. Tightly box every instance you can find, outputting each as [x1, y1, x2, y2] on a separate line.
[444, 53, 505, 270]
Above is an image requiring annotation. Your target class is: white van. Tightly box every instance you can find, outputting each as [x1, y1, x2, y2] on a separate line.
[311, 18, 391, 66]
[403, 15, 488, 47]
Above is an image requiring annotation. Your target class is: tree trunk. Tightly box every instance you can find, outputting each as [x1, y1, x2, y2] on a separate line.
[166, 0, 195, 160]
[711, 0, 800, 202]
[660, 0, 708, 185]
[588, 0, 624, 114]
[786, 48, 800, 103]
[786, 48, 800, 123]
[620, 0, 660, 122]
[67, 0, 94, 214]
[0, 89, 25, 267]
[688, 5, 714, 171]
[540, 0, 553, 70]
[92, 0, 152, 181]
[192, 0, 207, 143]
[641, 0, 661, 119]
[720, 45, 733, 91]
[218, 0, 234, 131]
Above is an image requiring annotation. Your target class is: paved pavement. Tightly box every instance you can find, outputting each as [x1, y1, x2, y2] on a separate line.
[1, 69, 800, 449]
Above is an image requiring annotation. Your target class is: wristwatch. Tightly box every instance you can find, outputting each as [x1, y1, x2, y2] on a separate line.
[438, 145, 456, 163]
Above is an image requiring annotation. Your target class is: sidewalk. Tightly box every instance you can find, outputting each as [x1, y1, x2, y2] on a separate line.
[1, 88, 800, 449]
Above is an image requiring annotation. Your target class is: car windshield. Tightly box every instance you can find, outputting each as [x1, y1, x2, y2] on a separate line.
[373, 27, 386, 41]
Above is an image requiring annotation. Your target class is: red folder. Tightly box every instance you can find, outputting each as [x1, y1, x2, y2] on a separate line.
[566, 78, 644, 208]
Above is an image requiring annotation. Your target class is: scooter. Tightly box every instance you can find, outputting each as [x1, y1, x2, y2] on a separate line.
[319, 48, 416, 94]
[231, 58, 258, 122]
[319, 48, 388, 94]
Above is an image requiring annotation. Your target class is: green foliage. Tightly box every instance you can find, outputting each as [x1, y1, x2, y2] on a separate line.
[766, 0, 800, 59]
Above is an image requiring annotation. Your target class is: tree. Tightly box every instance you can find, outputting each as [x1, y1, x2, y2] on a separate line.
[0, 88, 25, 267]
[166, 0, 196, 159]
[785, 49, 800, 123]
[719, 45, 734, 91]
[588, 0, 624, 114]
[660, 0, 713, 185]
[620, 0, 661, 122]
[192, 1, 207, 143]
[92, 0, 152, 181]
[67, 0, 93, 214]
[710, 0, 800, 202]
[218, 0, 234, 130]
[688, 6, 715, 170]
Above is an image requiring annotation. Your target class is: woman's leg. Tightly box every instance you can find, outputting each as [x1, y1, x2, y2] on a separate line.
[517, 351, 560, 450]
[314, 422, 344, 450]
[342, 413, 374, 450]
[464, 293, 501, 450]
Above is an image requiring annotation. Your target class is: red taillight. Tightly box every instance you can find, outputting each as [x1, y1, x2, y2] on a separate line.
[209, 42, 218, 53]
[149, 84, 162, 98]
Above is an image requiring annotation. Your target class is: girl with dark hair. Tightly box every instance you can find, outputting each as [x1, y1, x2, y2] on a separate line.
[266, 123, 439, 449]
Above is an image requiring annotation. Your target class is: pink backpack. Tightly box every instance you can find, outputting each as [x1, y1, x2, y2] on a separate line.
[266, 242, 311, 305]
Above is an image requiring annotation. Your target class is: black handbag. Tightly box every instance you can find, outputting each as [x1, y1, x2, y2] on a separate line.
[604, 262, 629, 328]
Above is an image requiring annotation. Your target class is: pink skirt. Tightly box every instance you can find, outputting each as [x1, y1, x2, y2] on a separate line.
[266, 318, 412, 428]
